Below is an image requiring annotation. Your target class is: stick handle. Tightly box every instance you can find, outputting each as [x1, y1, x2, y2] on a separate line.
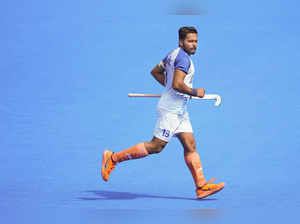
[128, 93, 161, 97]
[128, 93, 222, 106]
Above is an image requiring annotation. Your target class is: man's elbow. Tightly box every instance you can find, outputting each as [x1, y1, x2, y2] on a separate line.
[172, 82, 181, 91]
[150, 68, 157, 77]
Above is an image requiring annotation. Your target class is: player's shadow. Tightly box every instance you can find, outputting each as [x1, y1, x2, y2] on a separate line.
[79, 190, 216, 201]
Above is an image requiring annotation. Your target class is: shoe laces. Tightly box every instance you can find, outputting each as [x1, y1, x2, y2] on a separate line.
[200, 183, 221, 191]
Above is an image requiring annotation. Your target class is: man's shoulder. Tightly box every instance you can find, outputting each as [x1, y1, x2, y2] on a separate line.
[175, 48, 191, 65]
[177, 48, 190, 59]
[164, 48, 191, 68]
[166, 48, 189, 61]
[166, 47, 180, 57]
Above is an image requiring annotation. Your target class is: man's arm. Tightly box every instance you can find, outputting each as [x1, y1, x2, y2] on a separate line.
[172, 69, 205, 98]
[150, 63, 165, 86]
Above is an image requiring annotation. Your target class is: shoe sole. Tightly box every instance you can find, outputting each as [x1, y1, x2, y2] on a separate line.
[101, 150, 111, 182]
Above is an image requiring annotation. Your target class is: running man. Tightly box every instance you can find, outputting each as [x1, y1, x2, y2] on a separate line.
[101, 26, 225, 199]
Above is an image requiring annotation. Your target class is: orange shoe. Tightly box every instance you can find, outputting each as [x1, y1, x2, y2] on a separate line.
[101, 150, 116, 182]
[196, 178, 225, 199]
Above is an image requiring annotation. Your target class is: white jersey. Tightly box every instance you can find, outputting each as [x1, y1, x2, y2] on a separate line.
[157, 47, 195, 115]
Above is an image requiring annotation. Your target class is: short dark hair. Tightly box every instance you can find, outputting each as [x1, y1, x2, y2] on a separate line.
[178, 26, 198, 40]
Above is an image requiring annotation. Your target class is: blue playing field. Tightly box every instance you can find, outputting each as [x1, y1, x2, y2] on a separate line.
[1, 0, 300, 223]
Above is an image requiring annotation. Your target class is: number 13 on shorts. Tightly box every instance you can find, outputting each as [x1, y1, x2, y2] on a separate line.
[162, 129, 170, 137]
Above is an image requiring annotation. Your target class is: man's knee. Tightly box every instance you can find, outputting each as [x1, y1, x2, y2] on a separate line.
[151, 142, 166, 154]
[184, 139, 196, 152]
[145, 137, 167, 154]
[190, 140, 196, 151]
[178, 134, 197, 153]
[183, 139, 196, 153]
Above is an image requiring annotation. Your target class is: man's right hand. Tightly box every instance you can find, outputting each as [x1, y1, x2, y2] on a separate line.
[193, 88, 205, 98]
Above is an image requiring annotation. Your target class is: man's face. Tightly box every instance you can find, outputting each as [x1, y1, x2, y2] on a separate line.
[179, 33, 198, 55]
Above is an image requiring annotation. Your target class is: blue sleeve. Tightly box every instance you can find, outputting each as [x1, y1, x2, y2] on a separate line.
[162, 55, 168, 66]
[174, 51, 190, 74]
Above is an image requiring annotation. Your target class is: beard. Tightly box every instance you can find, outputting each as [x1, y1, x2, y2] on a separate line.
[189, 48, 196, 55]
[183, 44, 197, 55]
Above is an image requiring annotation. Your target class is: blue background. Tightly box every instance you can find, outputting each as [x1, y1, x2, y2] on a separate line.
[1, 0, 300, 223]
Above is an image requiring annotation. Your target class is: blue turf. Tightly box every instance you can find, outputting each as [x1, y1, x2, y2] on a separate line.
[1, 0, 300, 223]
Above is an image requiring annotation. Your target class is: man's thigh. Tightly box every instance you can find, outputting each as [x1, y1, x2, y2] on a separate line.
[153, 111, 181, 142]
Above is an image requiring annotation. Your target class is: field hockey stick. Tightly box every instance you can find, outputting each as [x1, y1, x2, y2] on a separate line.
[128, 93, 222, 106]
